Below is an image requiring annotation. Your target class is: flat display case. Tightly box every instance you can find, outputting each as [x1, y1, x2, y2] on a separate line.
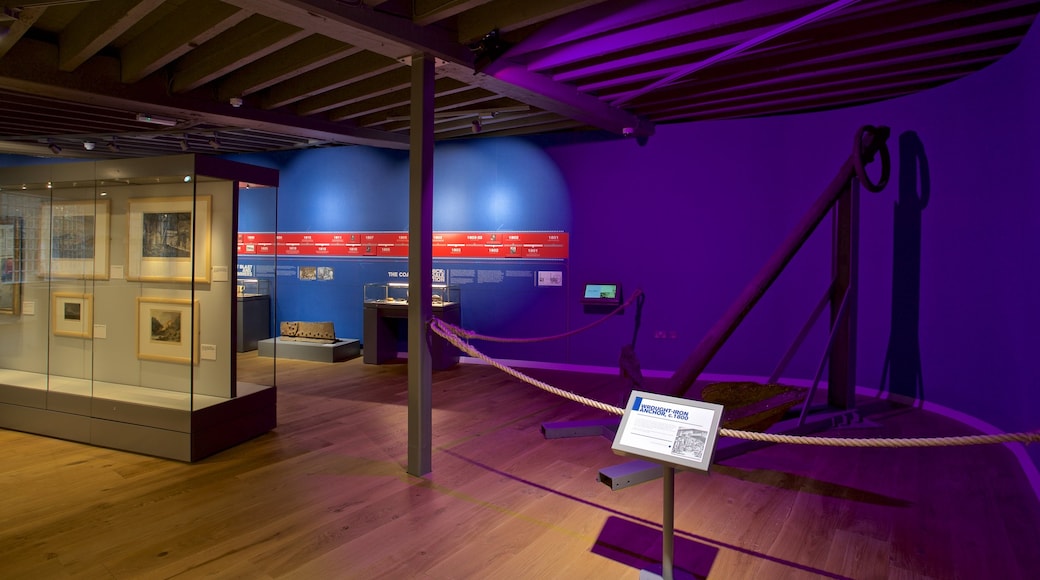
[0, 154, 279, 461]
[363, 282, 461, 370]
[363, 282, 460, 306]
[237, 277, 270, 297]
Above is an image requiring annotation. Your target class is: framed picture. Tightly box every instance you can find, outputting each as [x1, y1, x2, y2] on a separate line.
[127, 196, 211, 283]
[52, 292, 92, 338]
[0, 216, 22, 315]
[136, 297, 200, 364]
[40, 200, 110, 279]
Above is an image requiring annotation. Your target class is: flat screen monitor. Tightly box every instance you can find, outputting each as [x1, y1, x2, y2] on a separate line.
[582, 283, 621, 306]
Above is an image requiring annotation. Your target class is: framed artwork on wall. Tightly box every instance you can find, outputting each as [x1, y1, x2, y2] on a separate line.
[40, 199, 111, 279]
[136, 297, 200, 364]
[0, 216, 22, 315]
[52, 292, 92, 338]
[127, 196, 211, 283]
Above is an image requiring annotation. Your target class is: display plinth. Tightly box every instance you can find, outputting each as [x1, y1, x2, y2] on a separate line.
[258, 337, 360, 363]
[363, 301, 461, 370]
[237, 294, 272, 352]
[0, 376, 275, 461]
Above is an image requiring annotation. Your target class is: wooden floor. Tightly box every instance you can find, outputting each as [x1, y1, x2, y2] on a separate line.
[1, 354, 1038, 579]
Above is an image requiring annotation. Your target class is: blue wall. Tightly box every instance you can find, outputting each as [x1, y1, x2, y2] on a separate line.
[235, 20, 1040, 470]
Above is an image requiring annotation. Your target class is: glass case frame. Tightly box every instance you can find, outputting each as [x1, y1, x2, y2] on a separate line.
[0, 154, 279, 461]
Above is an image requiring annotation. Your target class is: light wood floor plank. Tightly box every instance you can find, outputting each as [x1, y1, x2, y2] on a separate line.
[1, 355, 1037, 579]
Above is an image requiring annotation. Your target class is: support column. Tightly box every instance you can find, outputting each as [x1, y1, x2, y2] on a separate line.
[407, 53, 434, 477]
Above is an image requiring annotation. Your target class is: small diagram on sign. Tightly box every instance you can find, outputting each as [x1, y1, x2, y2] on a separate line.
[671, 428, 707, 461]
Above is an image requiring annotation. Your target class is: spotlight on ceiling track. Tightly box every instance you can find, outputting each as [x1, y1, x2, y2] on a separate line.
[83, 141, 95, 151]
[471, 119, 482, 134]
[180, 136, 189, 151]
[208, 136, 220, 150]
[48, 142, 62, 154]
[107, 140, 119, 153]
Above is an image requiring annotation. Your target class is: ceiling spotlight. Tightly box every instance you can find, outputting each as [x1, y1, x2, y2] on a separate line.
[107, 140, 119, 153]
[471, 119, 483, 134]
[208, 135, 220, 150]
[180, 136, 189, 151]
[48, 142, 62, 154]
[229, 97, 243, 108]
[136, 113, 179, 126]
[83, 141, 95, 151]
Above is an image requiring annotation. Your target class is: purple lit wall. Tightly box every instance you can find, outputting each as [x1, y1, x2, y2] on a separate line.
[535, 21, 1040, 470]
[154, 20, 1040, 475]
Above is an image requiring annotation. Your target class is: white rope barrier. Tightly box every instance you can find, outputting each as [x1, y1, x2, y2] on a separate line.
[430, 317, 1040, 448]
[437, 289, 644, 344]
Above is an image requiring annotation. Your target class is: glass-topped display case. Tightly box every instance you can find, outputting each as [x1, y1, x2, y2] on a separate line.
[0, 154, 279, 461]
[364, 282, 460, 306]
[362, 281, 462, 370]
[237, 277, 271, 297]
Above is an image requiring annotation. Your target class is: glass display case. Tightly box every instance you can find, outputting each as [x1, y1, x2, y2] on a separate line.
[362, 281, 461, 370]
[0, 154, 279, 461]
[237, 277, 271, 297]
[363, 282, 460, 306]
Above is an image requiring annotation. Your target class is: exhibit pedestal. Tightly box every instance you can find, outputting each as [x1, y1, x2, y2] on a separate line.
[0, 375, 275, 461]
[363, 302, 461, 370]
[258, 337, 360, 363]
[237, 294, 272, 352]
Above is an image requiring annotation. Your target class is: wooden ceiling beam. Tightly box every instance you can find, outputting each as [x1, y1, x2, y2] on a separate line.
[261, 50, 402, 109]
[295, 66, 412, 116]
[120, 0, 250, 84]
[331, 77, 477, 122]
[0, 37, 408, 149]
[58, 0, 163, 72]
[170, 14, 309, 93]
[233, 0, 652, 137]
[217, 35, 361, 101]
[412, 0, 486, 27]
[0, 5, 44, 60]
[456, 0, 608, 44]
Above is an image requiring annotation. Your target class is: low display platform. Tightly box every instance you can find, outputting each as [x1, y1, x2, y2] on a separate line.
[258, 337, 361, 363]
[0, 370, 276, 462]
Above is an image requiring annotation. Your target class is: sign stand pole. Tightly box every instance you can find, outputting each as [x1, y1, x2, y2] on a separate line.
[639, 464, 677, 580]
[662, 465, 675, 580]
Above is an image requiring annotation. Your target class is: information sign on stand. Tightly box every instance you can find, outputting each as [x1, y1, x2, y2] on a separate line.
[611, 391, 724, 580]
[612, 391, 724, 472]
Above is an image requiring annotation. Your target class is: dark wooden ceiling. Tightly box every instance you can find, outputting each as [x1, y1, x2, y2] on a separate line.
[1, 0, 1037, 158]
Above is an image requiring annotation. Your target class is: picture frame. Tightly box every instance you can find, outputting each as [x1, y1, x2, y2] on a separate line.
[136, 297, 200, 364]
[40, 199, 110, 279]
[52, 292, 92, 338]
[0, 216, 22, 315]
[127, 196, 211, 283]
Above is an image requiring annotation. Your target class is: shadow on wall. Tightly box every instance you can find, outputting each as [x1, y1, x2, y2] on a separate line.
[880, 131, 930, 402]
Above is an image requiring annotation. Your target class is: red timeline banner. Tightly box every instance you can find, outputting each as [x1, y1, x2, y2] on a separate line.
[237, 231, 568, 259]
